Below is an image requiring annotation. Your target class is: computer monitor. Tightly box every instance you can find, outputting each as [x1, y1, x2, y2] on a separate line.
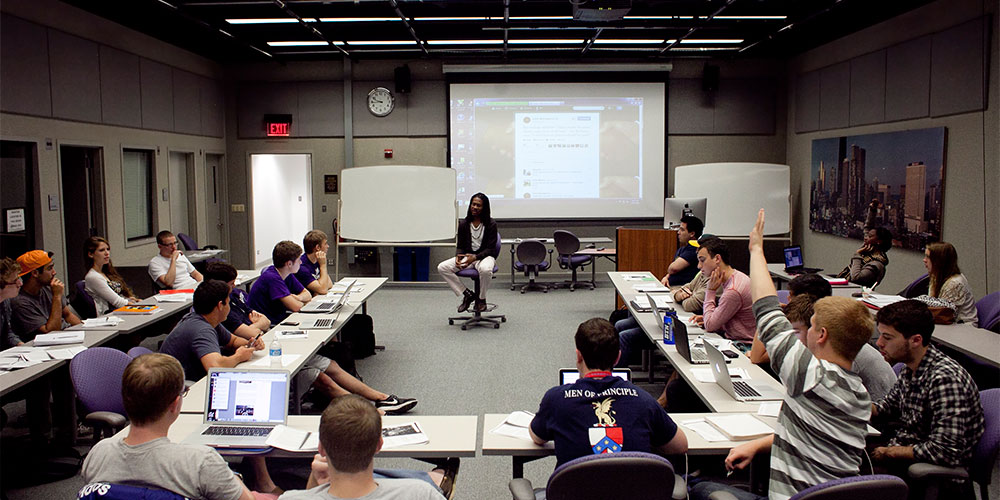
[664, 197, 707, 229]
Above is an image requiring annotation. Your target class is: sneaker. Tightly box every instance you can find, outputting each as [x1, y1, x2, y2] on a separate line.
[375, 395, 418, 415]
[437, 457, 460, 499]
[457, 290, 475, 313]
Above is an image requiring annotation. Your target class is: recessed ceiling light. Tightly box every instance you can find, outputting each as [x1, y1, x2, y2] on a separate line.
[227, 18, 313, 24]
[426, 40, 504, 45]
[508, 16, 575, 21]
[677, 39, 744, 44]
[507, 39, 584, 44]
[623, 16, 695, 20]
[593, 39, 665, 44]
[318, 17, 401, 22]
[341, 40, 418, 46]
[267, 41, 328, 46]
[714, 16, 787, 20]
[415, 17, 489, 21]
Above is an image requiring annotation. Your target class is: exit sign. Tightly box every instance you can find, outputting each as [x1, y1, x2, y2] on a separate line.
[263, 114, 292, 137]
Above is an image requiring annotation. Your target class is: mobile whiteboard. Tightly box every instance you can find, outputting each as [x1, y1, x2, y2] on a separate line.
[674, 163, 790, 236]
[340, 165, 457, 242]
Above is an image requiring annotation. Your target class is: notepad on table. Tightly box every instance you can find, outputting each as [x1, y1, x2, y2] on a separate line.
[489, 411, 536, 441]
[704, 414, 774, 441]
[381, 422, 429, 449]
[266, 424, 319, 452]
[34, 331, 85, 346]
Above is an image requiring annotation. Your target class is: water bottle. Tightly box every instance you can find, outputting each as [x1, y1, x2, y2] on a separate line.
[662, 313, 675, 345]
[269, 340, 282, 368]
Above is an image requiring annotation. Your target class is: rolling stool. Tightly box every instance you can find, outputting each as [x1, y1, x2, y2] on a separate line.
[448, 265, 506, 330]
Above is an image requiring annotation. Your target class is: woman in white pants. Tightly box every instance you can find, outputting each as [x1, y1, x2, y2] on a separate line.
[437, 193, 499, 313]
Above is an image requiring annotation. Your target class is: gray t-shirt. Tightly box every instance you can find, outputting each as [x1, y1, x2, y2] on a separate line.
[1, 301, 20, 350]
[10, 286, 68, 341]
[278, 480, 444, 500]
[81, 435, 244, 500]
[159, 311, 232, 381]
[853, 342, 897, 402]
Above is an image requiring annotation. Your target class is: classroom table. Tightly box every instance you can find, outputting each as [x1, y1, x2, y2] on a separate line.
[235, 268, 264, 289]
[67, 294, 193, 335]
[481, 412, 779, 478]
[573, 247, 617, 288]
[766, 264, 862, 296]
[185, 249, 227, 264]
[120, 414, 479, 459]
[502, 237, 613, 289]
[0, 329, 118, 397]
[608, 271, 787, 413]
[925, 322, 999, 368]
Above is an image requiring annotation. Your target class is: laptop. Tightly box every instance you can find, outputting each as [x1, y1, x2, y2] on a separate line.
[559, 368, 631, 385]
[674, 320, 730, 365]
[782, 246, 823, 274]
[182, 368, 290, 448]
[300, 280, 355, 313]
[292, 308, 344, 330]
[704, 342, 783, 402]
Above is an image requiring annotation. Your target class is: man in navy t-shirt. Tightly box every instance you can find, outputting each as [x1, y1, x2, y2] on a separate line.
[666, 215, 704, 286]
[295, 230, 334, 296]
[530, 318, 688, 467]
[248, 241, 314, 324]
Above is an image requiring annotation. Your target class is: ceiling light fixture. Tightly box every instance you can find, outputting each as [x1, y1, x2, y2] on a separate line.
[227, 18, 312, 24]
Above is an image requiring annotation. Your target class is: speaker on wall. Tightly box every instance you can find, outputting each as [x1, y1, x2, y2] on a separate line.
[702, 64, 720, 92]
[394, 65, 411, 94]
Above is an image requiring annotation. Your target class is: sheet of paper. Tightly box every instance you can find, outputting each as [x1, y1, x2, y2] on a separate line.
[862, 294, 906, 308]
[155, 293, 192, 303]
[47, 345, 87, 360]
[632, 283, 668, 292]
[757, 402, 782, 417]
[503, 410, 535, 428]
[81, 316, 123, 327]
[690, 366, 749, 383]
[266, 424, 317, 451]
[381, 422, 429, 449]
[247, 354, 301, 368]
[630, 294, 673, 308]
[33, 331, 85, 346]
[274, 330, 309, 340]
[0, 346, 42, 357]
[489, 422, 534, 442]
[681, 419, 729, 442]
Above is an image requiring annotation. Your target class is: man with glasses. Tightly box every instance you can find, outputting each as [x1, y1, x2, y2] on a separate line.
[149, 230, 203, 290]
[1, 257, 24, 350]
[11, 250, 81, 342]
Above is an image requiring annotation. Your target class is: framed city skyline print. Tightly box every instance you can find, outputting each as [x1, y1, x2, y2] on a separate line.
[809, 127, 946, 251]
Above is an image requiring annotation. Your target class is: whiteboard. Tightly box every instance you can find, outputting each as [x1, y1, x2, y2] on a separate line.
[340, 166, 457, 242]
[674, 163, 790, 236]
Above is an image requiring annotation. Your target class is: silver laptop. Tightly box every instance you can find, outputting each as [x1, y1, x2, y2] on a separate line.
[294, 309, 343, 330]
[674, 320, 729, 365]
[182, 368, 290, 448]
[559, 368, 631, 385]
[704, 341, 783, 402]
[299, 280, 355, 313]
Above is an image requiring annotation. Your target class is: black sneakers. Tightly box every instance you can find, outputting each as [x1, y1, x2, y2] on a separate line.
[457, 289, 476, 312]
[374, 395, 418, 415]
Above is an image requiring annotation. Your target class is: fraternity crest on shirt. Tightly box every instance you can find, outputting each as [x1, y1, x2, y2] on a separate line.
[589, 397, 623, 454]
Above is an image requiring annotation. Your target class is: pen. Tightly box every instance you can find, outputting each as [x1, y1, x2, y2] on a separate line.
[726, 470, 734, 478]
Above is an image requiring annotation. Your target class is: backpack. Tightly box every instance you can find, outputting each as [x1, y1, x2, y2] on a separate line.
[342, 313, 377, 359]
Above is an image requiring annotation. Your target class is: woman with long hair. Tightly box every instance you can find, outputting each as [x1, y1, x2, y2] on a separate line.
[436, 193, 499, 313]
[84, 236, 138, 314]
[924, 241, 978, 326]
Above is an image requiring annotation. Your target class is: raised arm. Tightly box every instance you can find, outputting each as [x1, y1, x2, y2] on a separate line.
[748, 209, 777, 303]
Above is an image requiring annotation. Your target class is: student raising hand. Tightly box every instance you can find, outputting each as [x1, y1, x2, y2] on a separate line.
[748, 209, 765, 253]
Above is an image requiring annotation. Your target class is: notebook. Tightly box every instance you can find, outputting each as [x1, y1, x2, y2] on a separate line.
[182, 368, 290, 448]
[559, 368, 631, 385]
[704, 342, 783, 402]
[300, 280, 355, 313]
[782, 246, 823, 274]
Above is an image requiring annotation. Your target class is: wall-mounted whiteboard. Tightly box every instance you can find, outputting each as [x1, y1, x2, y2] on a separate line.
[340, 165, 457, 242]
[674, 163, 790, 236]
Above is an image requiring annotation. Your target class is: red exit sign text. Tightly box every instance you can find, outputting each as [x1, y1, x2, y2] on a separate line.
[267, 122, 290, 136]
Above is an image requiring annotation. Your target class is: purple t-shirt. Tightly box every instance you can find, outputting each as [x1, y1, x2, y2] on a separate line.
[530, 376, 679, 467]
[247, 266, 304, 324]
[294, 254, 321, 289]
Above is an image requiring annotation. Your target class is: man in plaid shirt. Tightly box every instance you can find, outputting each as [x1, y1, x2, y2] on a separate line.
[872, 299, 984, 468]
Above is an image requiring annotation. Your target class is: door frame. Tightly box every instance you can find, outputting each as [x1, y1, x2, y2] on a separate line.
[57, 140, 107, 284]
[204, 150, 228, 251]
[166, 148, 198, 246]
[247, 150, 314, 269]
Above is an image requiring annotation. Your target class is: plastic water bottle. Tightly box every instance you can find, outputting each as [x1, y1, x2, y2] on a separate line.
[269, 340, 282, 368]
[662, 313, 675, 345]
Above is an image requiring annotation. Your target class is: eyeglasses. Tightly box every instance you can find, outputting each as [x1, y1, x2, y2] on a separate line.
[2, 277, 22, 287]
[159, 241, 178, 247]
[180, 385, 190, 398]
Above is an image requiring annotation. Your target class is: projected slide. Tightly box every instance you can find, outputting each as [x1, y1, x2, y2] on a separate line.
[450, 83, 665, 219]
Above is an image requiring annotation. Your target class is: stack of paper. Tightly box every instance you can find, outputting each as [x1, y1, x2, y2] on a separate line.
[47, 345, 88, 360]
[630, 294, 673, 311]
[862, 294, 906, 309]
[704, 414, 774, 441]
[0, 346, 51, 369]
[155, 293, 193, 303]
[632, 283, 668, 292]
[489, 411, 535, 442]
[266, 424, 319, 452]
[381, 422, 429, 449]
[81, 316, 124, 328]
[34, 331, 85, 346]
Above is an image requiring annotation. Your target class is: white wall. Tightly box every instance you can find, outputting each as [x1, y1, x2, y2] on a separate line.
[250, 154, 313, 268]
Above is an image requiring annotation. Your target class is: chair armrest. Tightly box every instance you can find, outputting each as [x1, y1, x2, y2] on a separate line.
[84, 411, 127, 429]
[508, 478, 535, 500]
[908, 462, 969, 481]
[672, 474, 687, 500]
[707, 491, 740, 500]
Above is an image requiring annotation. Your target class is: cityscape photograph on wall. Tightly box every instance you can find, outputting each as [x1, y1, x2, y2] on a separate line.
[809, 127, 946, 251]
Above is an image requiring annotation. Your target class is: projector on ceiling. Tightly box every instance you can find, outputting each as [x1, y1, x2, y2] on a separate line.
[572, 0, 632, 21]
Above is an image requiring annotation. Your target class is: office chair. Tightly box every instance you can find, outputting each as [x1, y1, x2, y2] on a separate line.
[975, 292, 1000, 333]
[71, 280, 98, 319]
[906, 388, 999, 500]
[898, 274, 930, 298]
[706, 475, 907, 500]
[176, 232, 218, 251]
[69, 347, 131, 442]
[127, 346, 154, 358]
[447, 233, 506, 330]
[509, 451, 686, 500]
[553, 230, 595, 291]
[78, 483, 187, 500]
[512, 239, 552, 293]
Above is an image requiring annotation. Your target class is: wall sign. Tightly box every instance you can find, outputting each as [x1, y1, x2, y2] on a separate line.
[6, 208, 25, 232]
[264, 114, 293, 137]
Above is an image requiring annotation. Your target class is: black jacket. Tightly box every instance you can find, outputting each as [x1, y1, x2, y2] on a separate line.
[456, 219, 499, 260]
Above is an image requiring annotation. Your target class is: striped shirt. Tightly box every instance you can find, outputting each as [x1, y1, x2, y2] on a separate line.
[755, 296, 871, 500]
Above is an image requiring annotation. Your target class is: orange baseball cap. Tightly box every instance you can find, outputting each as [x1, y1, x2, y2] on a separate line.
[16, 250, 53, 276]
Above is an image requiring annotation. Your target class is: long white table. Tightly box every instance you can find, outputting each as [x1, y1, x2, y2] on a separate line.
[119, 414, 478, 459]
[928, 322, 999, 368]
[482, 412, 778, 478]
[68, 295, 193, 335]
[609, 271, 787, 413]
[0, 329, 119, 397]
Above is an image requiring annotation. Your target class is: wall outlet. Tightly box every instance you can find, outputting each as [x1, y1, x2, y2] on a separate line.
[231, 204, 245, 212]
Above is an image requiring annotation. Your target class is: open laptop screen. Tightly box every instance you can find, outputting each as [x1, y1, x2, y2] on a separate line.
[559, 368, 631, 385]
[206, 370, 288, 424]
[783, 246, 804, 268]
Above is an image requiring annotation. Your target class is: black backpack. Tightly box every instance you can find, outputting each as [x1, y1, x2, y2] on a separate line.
[342, 313, 377, 359]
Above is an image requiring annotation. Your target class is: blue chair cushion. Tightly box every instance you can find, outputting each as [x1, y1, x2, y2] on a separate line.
[456, 264, 499, 278]
[514, 260, 551, 272]
[78, 483, 188, 500]
[559, 255, 592, 267]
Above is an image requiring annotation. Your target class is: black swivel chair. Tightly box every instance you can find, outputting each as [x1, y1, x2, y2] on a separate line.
[447, 233, 506, 330]
[553, 230, 595, 291]
[509, 451, 686, 500]
[512, 239, 552, 293]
